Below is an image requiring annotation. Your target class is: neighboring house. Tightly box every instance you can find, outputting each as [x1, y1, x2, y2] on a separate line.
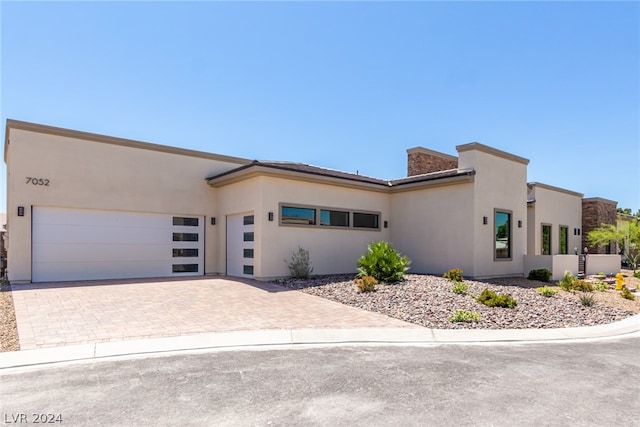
[3, 119, 619, 283]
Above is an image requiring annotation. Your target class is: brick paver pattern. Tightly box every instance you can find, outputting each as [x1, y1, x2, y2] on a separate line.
[11, 277, 419, 349]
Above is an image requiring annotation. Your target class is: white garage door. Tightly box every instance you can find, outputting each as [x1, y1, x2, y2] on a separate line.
[32, 207, 204, 282]
[226, 212, 254, 278]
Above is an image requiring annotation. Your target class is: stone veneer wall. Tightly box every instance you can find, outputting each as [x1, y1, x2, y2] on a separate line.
[582, 198, 617, 254]
[408, 150, 458, 176]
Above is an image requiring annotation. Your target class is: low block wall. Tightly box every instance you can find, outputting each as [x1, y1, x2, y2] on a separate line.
[586, 255, 621, 276]
[524, 255, 578, 281]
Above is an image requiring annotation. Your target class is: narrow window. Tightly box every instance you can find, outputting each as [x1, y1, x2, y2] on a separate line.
[243, 249, 254, 258]
[243, 232, 254, 242]
[172, 248, 199, 257]
[281, 206, 316, 225]
[243, 215, 254, 225]
[542, 224, 552, 255]
[243, 265, 254, 275]
[353, 212, 379, 229]
[559, 226, 568, 255]
[173, 217, 199, 226]
[320, 209, 349, 227]
[173, 233, 199, 242]
[172, 264, 199, 273]
[495, 211, 511, 259]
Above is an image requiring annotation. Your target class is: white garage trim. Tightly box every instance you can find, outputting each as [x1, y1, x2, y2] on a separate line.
[32, 207, 204, 282]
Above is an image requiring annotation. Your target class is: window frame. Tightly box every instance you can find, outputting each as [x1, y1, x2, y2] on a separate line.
[493, 209, 512, 261]
[541, 223, 552, 255]
[559, 225, 568, 255]
[279, 203, 381, 231]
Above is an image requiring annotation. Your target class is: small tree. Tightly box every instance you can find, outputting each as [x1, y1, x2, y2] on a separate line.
[588, 220, 640, 272]
[285, 246, 314, 278]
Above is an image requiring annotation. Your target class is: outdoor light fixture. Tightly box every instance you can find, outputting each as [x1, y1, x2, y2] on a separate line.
[268, 212, 274, 221]
[584, 247, 588, 254]
[211, 217, 216, 225]
[17, 206, 24, 217]
[483, 216, 488, 225]
[574, 247, 578, 255]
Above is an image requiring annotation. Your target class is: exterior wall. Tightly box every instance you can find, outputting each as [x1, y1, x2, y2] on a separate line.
[524, 255, 578, 281]
[585, 255, 621, 276]
[407, 147, 458, 176]
[5, 126, 246, 282]
[582, 198, 617, 254]
[237, 176, 391, 279]
[390, 183, 475, 276]
[458, 145, 528, 278]
[526, 184, 582, 256]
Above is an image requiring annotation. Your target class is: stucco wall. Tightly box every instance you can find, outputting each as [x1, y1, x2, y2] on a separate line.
[527, 184, 582, 256]
[390, 183, 475, 275]
[585, 255, 621, 276]
[6, 127, 245, 281]
[458, 146, 528, 278]
[524, 255, 578, 281]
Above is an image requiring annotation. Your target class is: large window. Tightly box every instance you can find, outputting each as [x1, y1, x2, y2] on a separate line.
[559, 226, 568, 255]
[320, 209, 349, 227]
[495, 210, 511, 260]
[281, 206, 316, 225]
[280, 203, 380, 231]
[542, 224, 552, 255]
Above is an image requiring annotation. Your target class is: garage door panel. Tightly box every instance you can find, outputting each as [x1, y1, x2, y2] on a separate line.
[32, 207, 204, 282]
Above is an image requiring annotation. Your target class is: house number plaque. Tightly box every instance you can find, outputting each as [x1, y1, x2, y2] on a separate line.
[26, 177, 50, 186]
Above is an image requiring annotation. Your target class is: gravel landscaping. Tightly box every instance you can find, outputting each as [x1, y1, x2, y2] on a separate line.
[276, 273, 640, 330]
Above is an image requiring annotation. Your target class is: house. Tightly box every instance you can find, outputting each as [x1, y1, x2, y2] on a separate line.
[3, 119, 620, 283]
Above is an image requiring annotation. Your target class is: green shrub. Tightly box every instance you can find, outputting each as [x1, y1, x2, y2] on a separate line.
[579, 292, 595, 307]
[528, 269, 552, 282]
[451, 281, 469, 295]
[356, 241, 410, 283]
[572, 280, 594, 293]
[476, 288, 517, 308]
[634, 271, 640, 279]
[621, 286, 636, 300]
[354, 275, 378, 293]
[448, 310, 481, 323]
[443, 268, 464, 282]
[285, 246, 314, 278]
[594, 281, 608, 292]
[558, 271, 576, 291]
[536, 286, 558, 297]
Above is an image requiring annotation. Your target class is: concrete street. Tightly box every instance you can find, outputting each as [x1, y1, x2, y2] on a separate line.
[2, 335, 639, 427]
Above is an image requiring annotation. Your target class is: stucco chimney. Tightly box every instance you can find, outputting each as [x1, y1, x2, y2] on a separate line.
[407, 147, 458, 176]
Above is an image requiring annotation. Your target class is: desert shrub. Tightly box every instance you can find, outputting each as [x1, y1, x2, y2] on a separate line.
[572, 280, 594, 293]
[356, 241, 410, 283]
[451, 281, 469, 295]
[476, 288, 517, 309]
[448, 310, 481, 323]
[634, 271, 640, 279]
[579, 292, 595, 307]
[537, 286, 558, 297]
[443, 268, 464, 282]
[594, 281, 608, 292]
[621, 286, 636, 300]
[285, 246, 314, 278]
[354, 275, 378, 293]
[528, 269, 552, 282]
[558, 271, 576, 291]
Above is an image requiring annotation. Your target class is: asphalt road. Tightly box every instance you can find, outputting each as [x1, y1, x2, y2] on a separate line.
[1, 336, 639, 427]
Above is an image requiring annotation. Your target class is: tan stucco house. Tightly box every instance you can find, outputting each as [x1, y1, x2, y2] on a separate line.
[3, 119, 620, 283]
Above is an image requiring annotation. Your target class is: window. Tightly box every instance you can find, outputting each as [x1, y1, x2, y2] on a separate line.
[173, 217, 199, 226]
[172, 264, 198, 273]
[320, 209, 349, 227]
[281, 206, 316, 225]
[243, 249, 254, 258]
[353, 212, 379, 229]
[243, 232, 254, 242]
[172, 248, 199, 257]
[173, 233, 199, 242]
[243, 265, 254, 275]
[495, 211, 511, 259]
[243, 215, 254, 225]
[542, 224, 552, 255]
[559, 226, 568, 255]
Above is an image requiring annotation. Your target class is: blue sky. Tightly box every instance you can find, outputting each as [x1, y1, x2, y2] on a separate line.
[1, 1, 638, 211]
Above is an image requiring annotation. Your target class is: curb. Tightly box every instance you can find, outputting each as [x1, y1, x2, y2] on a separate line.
[1, 314, 639, 370]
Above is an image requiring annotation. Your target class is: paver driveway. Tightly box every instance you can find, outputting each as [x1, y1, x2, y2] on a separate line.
[11, 277, 418, 349]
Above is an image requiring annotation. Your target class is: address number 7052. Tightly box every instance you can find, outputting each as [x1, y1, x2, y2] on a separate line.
[26, 177, 50, 186]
